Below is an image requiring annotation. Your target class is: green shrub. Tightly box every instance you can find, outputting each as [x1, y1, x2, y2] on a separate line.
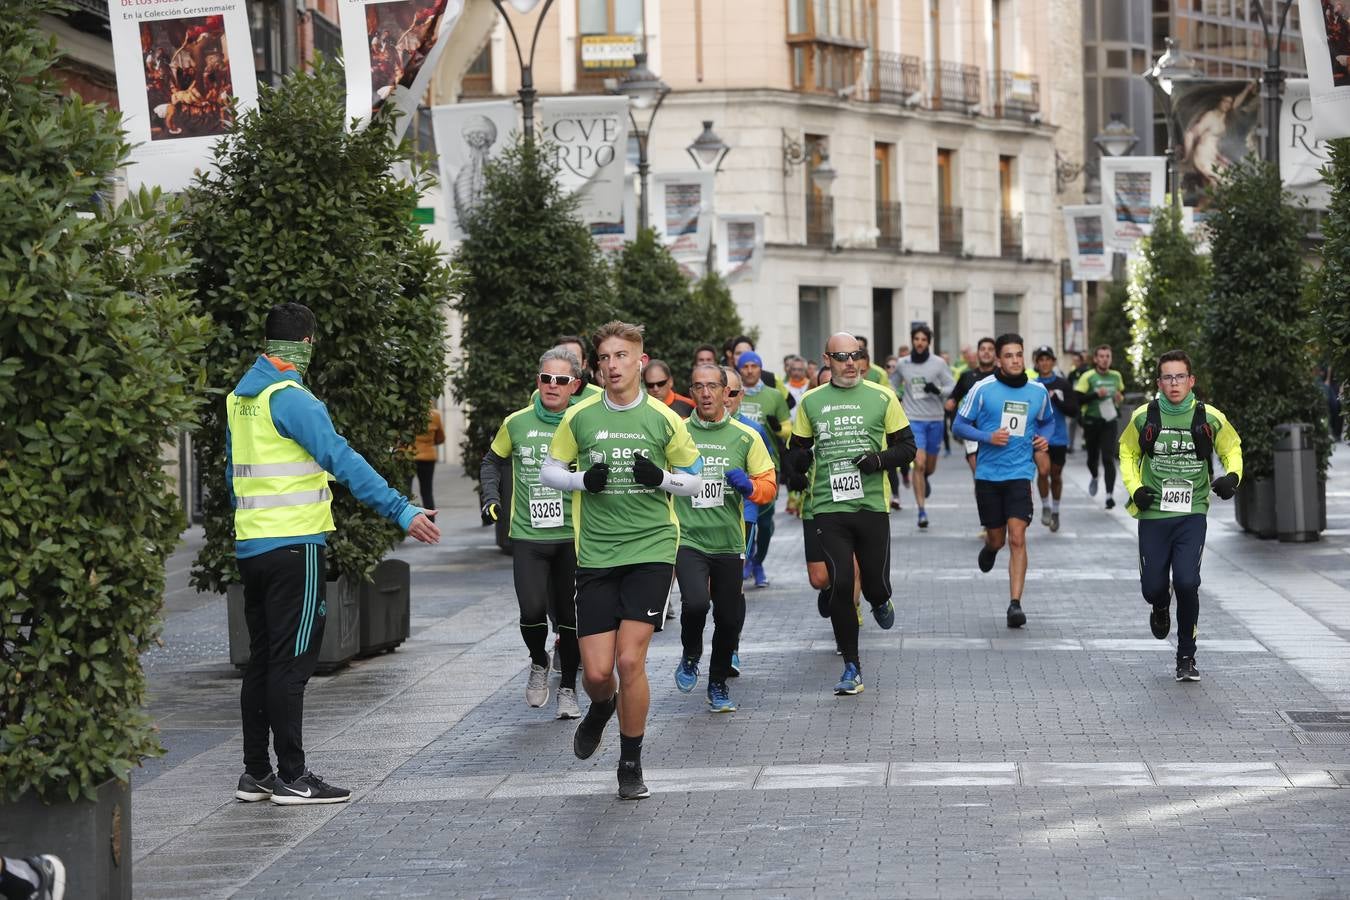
[1088, 279, 1135, 389]
[451, 140, 615, 477]
[685, 272, 748, 385]
[1204, 157, 1330, 479]
[1314, 138, 1350, 414]
[184, 62, 451, 591]
[1125, 204, 1209, 393]
[0, 1, 209, 801]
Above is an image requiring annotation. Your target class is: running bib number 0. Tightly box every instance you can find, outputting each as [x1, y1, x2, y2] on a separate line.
[693, 465, 725, 509]
[1159, 479, 1193, 513]
[1000, 400, 1029, 437]
[829, 459, 864, 503]
[528, 484, 565, 528]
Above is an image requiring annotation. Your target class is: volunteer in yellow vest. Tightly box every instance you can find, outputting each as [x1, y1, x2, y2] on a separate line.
[1120, 349, 1242, 683]
[226, 304, 440, 806]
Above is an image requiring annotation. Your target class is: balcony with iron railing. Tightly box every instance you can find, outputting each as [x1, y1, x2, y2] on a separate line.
[991, 71, 1040, 120]
[927, 62, 981, 111]
[1000, 212, 1023, 259]
[807, 195, 835, 248]
[865, 51, 924, 105]
[938, 206, 963, 254]
[876, 201, 903, 250]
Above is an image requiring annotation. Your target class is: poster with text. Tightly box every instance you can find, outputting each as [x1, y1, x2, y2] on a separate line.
[429, 101, 517, 240]
[589, 174, 637, 254]
[109, 0, 257, 192]
[1062, 205, 1109, 282]
[1099, 157, 1166, 251]
[651, 171, 714, 278]
[1297, 0, 1350, 139]
[538, 96, 630, 223]
[1281, 78, 1333, 209]
[341, 0, 464, 141]
[1169, 79, 1260, 209]
[716, 214, 764, 282]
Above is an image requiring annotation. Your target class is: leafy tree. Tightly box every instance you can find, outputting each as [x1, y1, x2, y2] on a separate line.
[686, 271, 748, 382]
[1088, 279, 1134, 389]
[1, 1, 209, 801]
[451, 140, 615, 477]
[1205, 157, 1330, 479]
[1314, 138, 1350, 422]
[610, 228, 695, 367]
[184, 62, 451, 591]
[1125, 204, 1209, 393]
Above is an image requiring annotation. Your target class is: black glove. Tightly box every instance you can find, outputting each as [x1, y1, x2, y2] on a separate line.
[923, 382, 942, 396]
[786, 392, 797, 410]
[785, 445, 813, 476]
[582, 461, 610, 493]
[631, 452, 665, 488]
[1211, 472, 1238, 500]
[766, 415, 781, 434]
[480, 500, 500, 525]
[1132, 485, 1156, 511]
[851, 451, 883, 475]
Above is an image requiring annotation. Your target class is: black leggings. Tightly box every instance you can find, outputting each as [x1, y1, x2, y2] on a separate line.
[1082, 419, 1118, 494]
[814, 510, 892, 666]
[675, 547, 745, 682]
[1138, 515, 1206, 660]
[512, 540, 580, 689]
[409, 459, 435, 511]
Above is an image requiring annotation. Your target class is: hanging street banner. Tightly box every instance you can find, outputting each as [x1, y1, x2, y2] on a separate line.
[1296, 0, 1350, 139]
[716, 214, 764, 282]
[341, 0, 464, 141]
[1099, 156, 1166, 251]
[589, 174, 637, 255]
[651, 171, 715, 277]
[1168, 79, 1260, 209]
[1282, 78, 1333, 209]
[538, 96, 630, 224]
[429, 100, 517, 240]
[109, 1, 257, 193]
[1062, 205, 1109, 282]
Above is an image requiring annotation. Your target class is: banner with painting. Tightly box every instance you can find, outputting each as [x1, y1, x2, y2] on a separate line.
[429, 101, 517, 240]
[1099, 157, 1167, 251]
[1281, 78, 1333, 208]
[538, 96, 630, 224]
[108, 0, 257, 192]
[1062, 205, 1109, 282]
[650, 171, 715, 277]
[1167, 79, 1260, 209]
[1296, 0, 1350, 139]
[589, 175, 637, 255]
[341, 0, 464, 141]
[716, 214, 764, 282]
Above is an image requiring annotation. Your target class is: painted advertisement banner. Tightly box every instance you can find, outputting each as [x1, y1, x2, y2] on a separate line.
[429, 101, 518, 240]
[1297, 0, 1350, 139]
[651, 171, 714, 276]
[341, 0, 464, 140]
[538, 96, 630, 224]
[1099, 157, 1166, 251]
[1169, 79, 1259, 208]
[1282, 78, 1333, 208]
[109, 0, 257, 192]
[589, 174, 637, 254]
[1062, 205, 1109, 282]
[716, 214, 764, 282]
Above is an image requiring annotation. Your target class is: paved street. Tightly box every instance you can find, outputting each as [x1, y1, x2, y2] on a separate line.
[131, 448, 1350, 899]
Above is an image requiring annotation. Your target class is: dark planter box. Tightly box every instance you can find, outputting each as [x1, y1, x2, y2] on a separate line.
[227, 575, 360, 673]
[358, 558, 410, 657]
[1235, 475, 1277, 539]
[0, 777, 131, 899]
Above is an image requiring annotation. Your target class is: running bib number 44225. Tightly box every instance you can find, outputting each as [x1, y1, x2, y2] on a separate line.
[829, 459, 864, 503]
[529, 484, 565, 528]
[1159, 479, 1193, 513]
[1001, 400, 1029, 437]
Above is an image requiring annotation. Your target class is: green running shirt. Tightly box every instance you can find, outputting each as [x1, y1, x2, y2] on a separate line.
[549, 392, 702, 568]
[1073, 368, 1125, 422]
[791, 380, 908, 516]
[490, 406, 573, 543]
[676, 415, 775, 555]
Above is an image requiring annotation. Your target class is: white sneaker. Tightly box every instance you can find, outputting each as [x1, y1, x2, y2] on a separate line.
[526, 661, 551, 708]
[556, 687, 581, 719]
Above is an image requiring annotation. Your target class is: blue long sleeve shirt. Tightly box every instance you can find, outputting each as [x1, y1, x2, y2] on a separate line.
[952, 372, 1052, 482]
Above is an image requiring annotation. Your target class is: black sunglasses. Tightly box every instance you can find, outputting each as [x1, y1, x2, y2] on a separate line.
[538, 373, 577, 386]
[826, 350, 867, 362]
[727, 388, 742, 397]
[644, 378, 669, 389]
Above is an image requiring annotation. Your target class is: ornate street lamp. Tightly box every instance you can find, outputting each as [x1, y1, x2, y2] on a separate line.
[612, 51, 670, 231]
[489, 0, 557, 141]
[1093, 113, 1139, 159]
[1145, 37, 1202, 214]
[687, 120, 731, 172]
[1252, 0, 1298, 166]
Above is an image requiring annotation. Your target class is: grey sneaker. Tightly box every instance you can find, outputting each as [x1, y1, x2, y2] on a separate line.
[556, 687, 581, 719]
[526, 662, 551, 708]
[1040, 506, 1051, 526]
[235, 771, 277, 802]
[1049, 512, 1060, 532]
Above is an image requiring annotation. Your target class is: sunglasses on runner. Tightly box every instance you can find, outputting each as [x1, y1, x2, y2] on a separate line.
[538, 373, 577, 386]
[644, 378, 669, 389]
[727, 389, 742, 397]
[826, 350, 867, 362]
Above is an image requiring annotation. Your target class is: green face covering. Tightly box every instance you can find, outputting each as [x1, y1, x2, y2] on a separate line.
[266, 339, 313, 376]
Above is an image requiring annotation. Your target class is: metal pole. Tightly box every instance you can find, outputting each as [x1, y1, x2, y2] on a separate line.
[638, 144, 650, 231]
[1254, 0, 1296, 167]
[1167, 108, 1182, 216]
[520, 70, 536, 142]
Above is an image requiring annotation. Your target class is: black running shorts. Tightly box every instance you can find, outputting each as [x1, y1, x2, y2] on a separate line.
[1046, 445, 1067, 468]
[574, 562, 674, 637]
[974, 478, 1034, 528]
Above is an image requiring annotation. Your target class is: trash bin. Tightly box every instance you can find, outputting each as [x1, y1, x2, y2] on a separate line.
[1274, 422, 1320, 543]
[358, 558, 410, 657]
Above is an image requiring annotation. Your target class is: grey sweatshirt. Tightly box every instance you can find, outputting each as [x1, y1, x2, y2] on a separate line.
[890, 353, 955, 421]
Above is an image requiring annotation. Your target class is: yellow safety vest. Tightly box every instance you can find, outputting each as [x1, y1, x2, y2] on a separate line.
[226, 380, 335, 540]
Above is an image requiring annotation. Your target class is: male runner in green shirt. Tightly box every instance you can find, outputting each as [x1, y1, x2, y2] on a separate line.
[1074, 344, 1126, 509]
[540, 321, 703, 800]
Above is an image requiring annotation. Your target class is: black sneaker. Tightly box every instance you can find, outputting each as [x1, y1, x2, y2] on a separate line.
[235, 771, 277, 802]
[1150, 603, 1171, 640]
[22, 854, 65, 900]
[817, 587, 832, 619]
[573, 696, 616, 760]
[1006, 601, 1026, 628]
[978, 546, 998, 573]
[270, 772, 351, 805]
[1175, 657, 1200, 682]
[1105, 497, 1116, 510]
[617, 760, 650, 800]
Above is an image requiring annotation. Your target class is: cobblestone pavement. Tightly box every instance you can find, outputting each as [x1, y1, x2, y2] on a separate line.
[131, 447, 1350, 898]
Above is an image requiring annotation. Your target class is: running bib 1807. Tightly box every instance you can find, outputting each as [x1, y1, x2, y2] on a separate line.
[1000, 400, 1029, 437]
[829, 459, 864, 503]
[693, 465, 725, 509]
[528, 484, 565, 528]
[1159, 479, 1193, 513]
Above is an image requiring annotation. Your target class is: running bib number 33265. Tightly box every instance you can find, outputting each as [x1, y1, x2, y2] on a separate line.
[529, 484, 564, 528]
[1001, 400, 1029, 437]
[829, 459, 864, 503]
[1159, 479, 1193, 513]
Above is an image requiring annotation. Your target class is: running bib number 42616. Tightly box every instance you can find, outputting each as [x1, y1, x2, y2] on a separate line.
[1159, 479, 1193, 513]
[829, 459, 864, 503]
[1001, 400, 1029, 437]
[529, 484, 565, 528]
